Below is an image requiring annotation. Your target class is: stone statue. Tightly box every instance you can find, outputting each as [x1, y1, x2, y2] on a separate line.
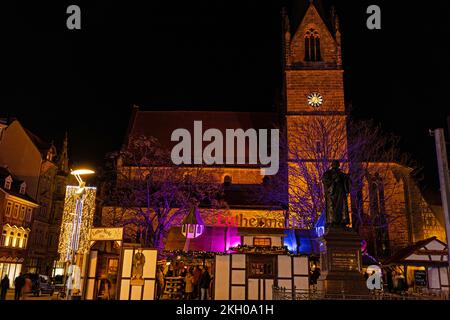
[322, 160, 351, 228]
[132, 249, 146, 279]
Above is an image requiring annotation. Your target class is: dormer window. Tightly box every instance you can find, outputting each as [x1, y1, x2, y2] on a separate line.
[304, 28, 321, 62]
[4, 175, 12, 190]
[20, 182, 26, 195]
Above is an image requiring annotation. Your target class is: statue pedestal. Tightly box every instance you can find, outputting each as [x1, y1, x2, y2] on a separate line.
[317, 227, 368, 295]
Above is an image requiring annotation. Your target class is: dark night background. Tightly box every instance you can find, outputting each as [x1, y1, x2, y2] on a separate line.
[2, 0, 450, 196]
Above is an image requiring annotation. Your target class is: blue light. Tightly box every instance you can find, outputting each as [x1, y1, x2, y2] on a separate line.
[314, 211, 326, 237]
[283, 229, 297, 253]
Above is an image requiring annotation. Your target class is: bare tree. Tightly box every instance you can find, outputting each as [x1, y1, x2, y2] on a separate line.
[259, 116, 412, 256]
[100, 135, 224, 253]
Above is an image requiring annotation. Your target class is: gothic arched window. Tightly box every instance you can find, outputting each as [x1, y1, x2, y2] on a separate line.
[224, 175, 232, 187]
[304, 29, 321, 62]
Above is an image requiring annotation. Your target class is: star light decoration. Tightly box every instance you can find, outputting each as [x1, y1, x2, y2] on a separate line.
[58, 185, 97, 262]
[307, 92, 323, 108]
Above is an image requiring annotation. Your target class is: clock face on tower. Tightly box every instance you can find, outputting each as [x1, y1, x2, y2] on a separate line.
[307, 92, 323, 108]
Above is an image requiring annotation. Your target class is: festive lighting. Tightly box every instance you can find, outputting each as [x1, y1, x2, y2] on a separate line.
[58, 185, 97, 262]
[71, 169, 95, 176]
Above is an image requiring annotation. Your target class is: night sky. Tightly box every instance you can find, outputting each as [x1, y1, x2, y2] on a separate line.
[2, 0, 450, 194]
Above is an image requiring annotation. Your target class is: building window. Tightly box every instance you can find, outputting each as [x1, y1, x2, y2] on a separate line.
[10, 232, 16, 247]
[253, 237, 271, 247]
[26, 208, 32, 222]
[4, 176, 12, 190]
[5, 202, 12, 217]
[224, 175, 232, 186]
[12, 204, 19, 218]
[16, 233, 22, 248]
[248, 256, 276, 278]
[22, 234, 28, 249]
[304, 28, 321, 61]
[19, 182, 26, 195]
[20, 206, 26, 220]
[1, 230, 6, 246]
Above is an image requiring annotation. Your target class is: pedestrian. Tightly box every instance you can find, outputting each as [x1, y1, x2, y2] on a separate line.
[199, 267, 211, 300]
[311, 267, 320, 291]
[156, 266, 165, 299]
[193, 266, 202, 299]
[22, 275, 32, 300]
[14, 273, 25, 300]
[387, 271, 393, 292]
[1, 275, 9, 300]
[184, 270, 194, 300]
[364, 271, 369, 281]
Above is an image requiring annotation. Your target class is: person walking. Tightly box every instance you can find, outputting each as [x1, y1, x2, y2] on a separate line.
[184, 270, 195, 300]
[199, 267, 211, 300]
[22, 275, 32, 300]
[156, 266, 165, 299]
[311, 267, 320, 291]
[1, 275, 9, 300]
[14, 273, 25, 300]
[193, 266, 202, 299]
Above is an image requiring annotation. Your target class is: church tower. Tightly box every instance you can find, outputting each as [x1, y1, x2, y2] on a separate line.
[283, 1, 348, 228]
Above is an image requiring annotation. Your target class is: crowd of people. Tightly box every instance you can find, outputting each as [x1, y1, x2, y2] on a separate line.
[0, 273, 33, 300]
[156, 263, 213, 300]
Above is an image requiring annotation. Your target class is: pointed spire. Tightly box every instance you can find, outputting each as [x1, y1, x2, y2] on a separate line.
[281, 7, 292, 67]
[331, 6, 342, 67]
[58, 131, 69, 173]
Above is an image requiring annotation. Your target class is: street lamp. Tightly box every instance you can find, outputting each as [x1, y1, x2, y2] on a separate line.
[181, 206, 204, 252]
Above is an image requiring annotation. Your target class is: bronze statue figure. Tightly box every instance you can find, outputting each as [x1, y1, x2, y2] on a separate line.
[322, 160, 351, 228]
[132, 249, 146, 279]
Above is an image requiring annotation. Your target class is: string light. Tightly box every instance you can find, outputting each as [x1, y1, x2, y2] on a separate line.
[58, 186, 97, 262]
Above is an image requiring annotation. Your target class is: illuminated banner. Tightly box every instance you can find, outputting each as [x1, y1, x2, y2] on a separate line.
[90, 227, 123, 241]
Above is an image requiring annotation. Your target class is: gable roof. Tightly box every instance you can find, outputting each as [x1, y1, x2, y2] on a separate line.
[0, 166, 38, 204]
[289, 0, 335, 39]
[382, 237, 448, 266]
[24, 128, 55, 159]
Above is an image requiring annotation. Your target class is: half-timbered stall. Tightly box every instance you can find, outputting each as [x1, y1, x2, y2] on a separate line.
[214, 252, 309, 300]
[382, 237, 449, 293]
[81, 227, 157, 300]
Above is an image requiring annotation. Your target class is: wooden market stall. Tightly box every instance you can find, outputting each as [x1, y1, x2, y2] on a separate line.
[382, 237, 449, 294]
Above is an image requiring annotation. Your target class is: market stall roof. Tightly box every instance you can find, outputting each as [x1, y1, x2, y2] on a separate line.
[382, 237, 448, 267]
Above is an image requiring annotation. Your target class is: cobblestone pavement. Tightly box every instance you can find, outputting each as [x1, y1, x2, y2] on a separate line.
[3, 289, 57, 300]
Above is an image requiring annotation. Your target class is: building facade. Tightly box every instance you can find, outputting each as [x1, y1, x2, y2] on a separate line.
[0, 167, 39, 286]
[0, 119, 70, 275]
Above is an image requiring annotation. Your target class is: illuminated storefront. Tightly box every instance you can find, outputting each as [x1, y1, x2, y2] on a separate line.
[0, 259, 23, 287]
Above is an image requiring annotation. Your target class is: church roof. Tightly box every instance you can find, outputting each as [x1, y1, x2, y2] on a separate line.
[124, 106, 280, 164]
[288, 0, 335, 38]
[23, 127, 54, 157]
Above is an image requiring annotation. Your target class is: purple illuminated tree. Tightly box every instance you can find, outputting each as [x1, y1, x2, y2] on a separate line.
[100, 135, 224, 253]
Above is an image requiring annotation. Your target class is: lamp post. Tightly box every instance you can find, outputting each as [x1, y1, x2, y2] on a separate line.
[432, 129, 450, 293]
[63, 168, 94, 299]
[181, 206, 204, 252]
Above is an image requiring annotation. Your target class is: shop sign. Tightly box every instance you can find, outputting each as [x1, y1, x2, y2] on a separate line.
[90, 227, 123, 241]
[216, 213, 285, 228]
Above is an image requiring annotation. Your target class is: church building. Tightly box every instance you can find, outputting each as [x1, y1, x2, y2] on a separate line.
[101, 0, 446, 268]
